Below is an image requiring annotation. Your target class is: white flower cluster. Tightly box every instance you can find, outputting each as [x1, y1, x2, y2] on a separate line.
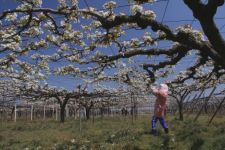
[50, 53, 60, 60]
[23, 27, 43, 36]
[90, 50, 103, 61]
[60, 43, 68, 51]
[46, 35, 61, 44]
[55, 65, 80, 75]
[98, 11, 116, 21]
[130, 38, 140, 47]
[58, 0, 66, 7]
[87, 31, 102, 40]
[143, 10, 156, 19]
[131, 5, 143, 15]
[63, 30, 74, 40]
[16, 3, 32, 11]
[33, 0, 42, 7]
[18, 15, 30, 26]
[1, 40, 21, 51]
[38, 60, 49, 70]
[66, 54, 80, 62]
[38, 12, 47, 20]
[44, 21, 55, 30]
[71, 0, 78, 6]
[5, 13, 17, 21]
[74, 31, 83, 39]
[131, 5, 156, 20]
[18, 62, 33, 73]
[176, 25, 204, 41]
[156, 30, 167, 39]
[143, 32, 153, 44]
[103, 1, 117, 10]
[91, 21, 102, 28]
[121, 41, 131, 47]
[0, 29, 21, 50]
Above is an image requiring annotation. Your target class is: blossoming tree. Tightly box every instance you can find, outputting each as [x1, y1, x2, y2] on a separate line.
[0, 0, 225, 120]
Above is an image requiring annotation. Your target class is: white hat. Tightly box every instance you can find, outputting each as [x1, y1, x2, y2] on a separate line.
[160, 83, 168, 92]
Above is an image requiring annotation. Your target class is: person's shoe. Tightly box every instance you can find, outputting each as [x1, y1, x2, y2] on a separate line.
[164, 128, 169, 134]
[151, 129, 157, 136]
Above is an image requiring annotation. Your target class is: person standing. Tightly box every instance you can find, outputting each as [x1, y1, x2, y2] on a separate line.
[150, 83, 169, 135]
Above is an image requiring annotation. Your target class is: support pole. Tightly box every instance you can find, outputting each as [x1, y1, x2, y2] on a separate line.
[43, 105, 46, 120]
[194, 87, 216, 122]
[52, 106, 54, 119]
[66, 105, 69, 118]
[79, 107, 82, 133]
[184, 94, 197, 114]
[208, 96, 225, 125]
[186, 89, 205, 117]
[14, 103, 17, 122]
[55, 105, 58, 121]
[31, 105, 33, 121]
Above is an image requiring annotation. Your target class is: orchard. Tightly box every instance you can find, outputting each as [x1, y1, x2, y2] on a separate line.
[0, 0, 225, 149]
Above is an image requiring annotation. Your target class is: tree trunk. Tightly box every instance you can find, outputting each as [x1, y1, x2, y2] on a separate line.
[178, 102, 183, 121]
[10, 107, 15, 120]
[60, 105, 65, 123]
[204, 104, 208, 114]
[100, 107, 104, 120]
[85, 107, 90, 120]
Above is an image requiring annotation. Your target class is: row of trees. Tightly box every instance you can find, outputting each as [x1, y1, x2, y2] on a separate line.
[0, 0, 225, 122]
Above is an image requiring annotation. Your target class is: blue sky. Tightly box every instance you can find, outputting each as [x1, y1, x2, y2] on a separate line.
[1, 0, 225, 94]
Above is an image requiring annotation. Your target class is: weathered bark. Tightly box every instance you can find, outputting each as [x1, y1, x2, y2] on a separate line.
[178, 102, 184, 121]
[60, 104, 65, 123]
[10, 107, 15, 120]
[84, 101, 94, 120]
[85, 107, 91, 120]
[55, 96, 70, 123]
[183, 0, 225, 61]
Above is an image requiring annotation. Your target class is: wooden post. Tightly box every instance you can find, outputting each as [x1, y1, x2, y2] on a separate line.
[55, 105, 58, 121]
[31, 105, 33, 121]
[194, 87, 216, 122]
[79, 107, 82, 133]
[52, 106, 54, 119]
[0, 109, 3, 123]
[66, 105, 69, 118]
[184, 94, 197, 114]
[26, 103, 28, 121]
[6, 110, 8, 121]
[74, 101, 77, 119]
[186, 90, 205, 117]
[43, 105, 46, 120]
[14, 103, 17, 122]
[131, 92, 134, 124]
[92, 109, 94, 124]
[208, 96, 225, 125]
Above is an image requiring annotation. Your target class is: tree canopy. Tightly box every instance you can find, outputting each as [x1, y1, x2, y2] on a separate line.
[0, 0, 225, 92]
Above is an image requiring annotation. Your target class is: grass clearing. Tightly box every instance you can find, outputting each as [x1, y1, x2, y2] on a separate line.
[0, 114, 225, 150]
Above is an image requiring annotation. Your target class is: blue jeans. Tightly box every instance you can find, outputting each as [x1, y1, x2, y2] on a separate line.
[151, 115, 168, 129]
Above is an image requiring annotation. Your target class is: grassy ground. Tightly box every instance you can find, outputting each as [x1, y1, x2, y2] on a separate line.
[0, 114, 225, 150]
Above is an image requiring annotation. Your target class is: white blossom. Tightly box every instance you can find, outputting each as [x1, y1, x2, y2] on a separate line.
[103, 1, 117, 9]
[33, 0, 42, 7]
[143, 32, 153, 44]
[143, 10, 156, 19]
[60, 43, 68, 51]
[5, 13, 17, 21]
[131, 5, 143, 15]
[58, 0, 66, 7]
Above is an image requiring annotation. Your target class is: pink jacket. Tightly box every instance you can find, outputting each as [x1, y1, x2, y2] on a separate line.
[152, 86, 168, 118]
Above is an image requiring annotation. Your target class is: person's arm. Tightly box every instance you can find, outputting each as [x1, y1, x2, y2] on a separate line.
[158, 90, 168, 98]
[150, 86, 159, 96]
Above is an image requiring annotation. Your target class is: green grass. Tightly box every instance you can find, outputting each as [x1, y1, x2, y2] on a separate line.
[0, 114, 225, 150]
